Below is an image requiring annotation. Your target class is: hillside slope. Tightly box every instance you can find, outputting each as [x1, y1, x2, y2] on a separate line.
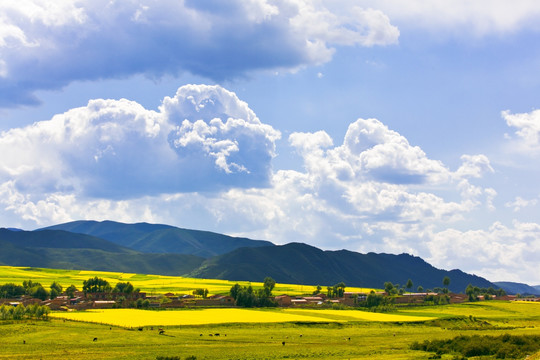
[0, 228, 203, 275]
[40, 220, 274, 257]
[494, 281, 540, 295]
[188, 242, 496, 292]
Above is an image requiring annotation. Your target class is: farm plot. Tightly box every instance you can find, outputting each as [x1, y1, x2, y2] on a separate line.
[50, 308, 434, 327]
[0, 265, 374, 296]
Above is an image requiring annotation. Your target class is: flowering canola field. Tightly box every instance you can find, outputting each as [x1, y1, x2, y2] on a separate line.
[50, 308, 434, 327]
[0, 266, 374, 296]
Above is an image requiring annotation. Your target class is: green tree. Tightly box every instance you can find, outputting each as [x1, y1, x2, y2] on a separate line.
[465, 284, 476, 301]
[50, 288, 59, 299]
[83, 277, 111, 294]
[229, 283, 242, 299]
[332, 282, 346, 298]
[32, 285, 49, 301]
[443, 276, 451, 293]
[0, 283, 25, 298]
[113, 282, 135, 294]
[23, 280, 39, 291]
[65, 284, 77, 298]
[50, 281, 62, 294]
[406, 279, 413, 291]
[313, 285, 322, 295]
[263, 277, 276, 297]
[417, 286, 424, 293]
[384, 282, 395, 295]
[193, 288, 209, 298]
[12, 304, 25, 320]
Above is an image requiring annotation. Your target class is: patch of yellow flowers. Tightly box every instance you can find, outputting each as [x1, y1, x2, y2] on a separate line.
[50, 308, 433, 327]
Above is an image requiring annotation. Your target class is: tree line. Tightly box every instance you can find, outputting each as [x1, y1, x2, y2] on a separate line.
[229, 277, 277, 307]
[0, 280, 71, 301]
[0, 303, 50, 320]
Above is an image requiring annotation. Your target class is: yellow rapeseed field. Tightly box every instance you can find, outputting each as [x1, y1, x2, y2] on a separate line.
[50, 308, 338, 327]
[0, 266, 375, 296]
[50, 308, 434, 327]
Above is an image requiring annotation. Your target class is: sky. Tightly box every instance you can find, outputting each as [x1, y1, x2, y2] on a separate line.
[1, 0, 540, 285]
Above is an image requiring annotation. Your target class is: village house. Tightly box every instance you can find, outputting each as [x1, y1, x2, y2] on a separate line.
[274, 295, 292, 307]
[93, 300, 116, 309]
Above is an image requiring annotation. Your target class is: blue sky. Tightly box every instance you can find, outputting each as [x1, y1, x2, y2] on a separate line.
[1, 0, 539, 285]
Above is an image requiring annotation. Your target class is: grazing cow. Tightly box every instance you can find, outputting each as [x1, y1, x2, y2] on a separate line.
[22, 340, 25, 344]
[209, 334, 213, 337]
[214, 333, 220, 336]
[299, 334, 303, 337]
[200, 334, 203, 336]
[138, 327, 143, 331]
[93, 338, 98, 342]
[159, 330, 165, 335]
[282, 341, 285, 346]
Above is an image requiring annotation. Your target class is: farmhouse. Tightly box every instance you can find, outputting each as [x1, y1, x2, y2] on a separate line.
[274, 295, 292, 307]
[93, 300, 116, 309]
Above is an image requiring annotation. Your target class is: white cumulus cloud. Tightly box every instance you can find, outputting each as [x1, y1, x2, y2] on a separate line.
[427, 221, 540, 283]
[503, 109, 540, 154]
[505, 196, 538, 212]
[353, 0, 540, 36]
[0, 84, 280, 198]
[0, 0, 399, 107]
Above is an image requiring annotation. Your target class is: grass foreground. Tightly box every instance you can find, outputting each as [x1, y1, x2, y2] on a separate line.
[0, 301, 538, 359]
[1, 265, 540, 359]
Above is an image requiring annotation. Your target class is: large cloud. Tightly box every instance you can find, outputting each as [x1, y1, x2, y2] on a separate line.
[0, 0, 399, 107]
[0, 84, 280, 198]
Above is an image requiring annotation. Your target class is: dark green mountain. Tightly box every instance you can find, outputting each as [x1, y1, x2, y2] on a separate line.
[2, 221, 501, 292]
[40, 220, 274, 257]
[188, 242, 497, 292]
[0, 228, 203, 275]
[494, 281, 540, 295]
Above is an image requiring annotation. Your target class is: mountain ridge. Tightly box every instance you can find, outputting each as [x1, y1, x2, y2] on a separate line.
[0, 220, 506, 292]
[0, 228, 204, 275]
[494, 281, 540, 296]
[187, 242, 496, 292]
[40, 220, 274, 258]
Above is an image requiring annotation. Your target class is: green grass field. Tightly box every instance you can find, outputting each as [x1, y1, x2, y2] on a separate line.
[2, 304, 540, 360]
[1, 266, 540, 359]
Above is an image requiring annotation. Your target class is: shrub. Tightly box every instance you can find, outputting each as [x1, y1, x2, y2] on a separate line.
[410, 334, 540, 359]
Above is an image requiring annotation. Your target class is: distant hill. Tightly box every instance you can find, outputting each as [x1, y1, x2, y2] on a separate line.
[40, 220, 274, 258]
[0, 228, 203, 275]
[494, 281, 540, 295]
[188, 242, 496, 292]
[1, 221, 502, 292]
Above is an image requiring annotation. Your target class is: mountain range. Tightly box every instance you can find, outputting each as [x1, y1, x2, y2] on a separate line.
[493, 282, 540, 296]
[0, 220, 532, 293]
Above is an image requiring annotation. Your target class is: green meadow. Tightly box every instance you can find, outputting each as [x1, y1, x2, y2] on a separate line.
[2, 303, 540, 360]
[1, 266, 540, 359]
